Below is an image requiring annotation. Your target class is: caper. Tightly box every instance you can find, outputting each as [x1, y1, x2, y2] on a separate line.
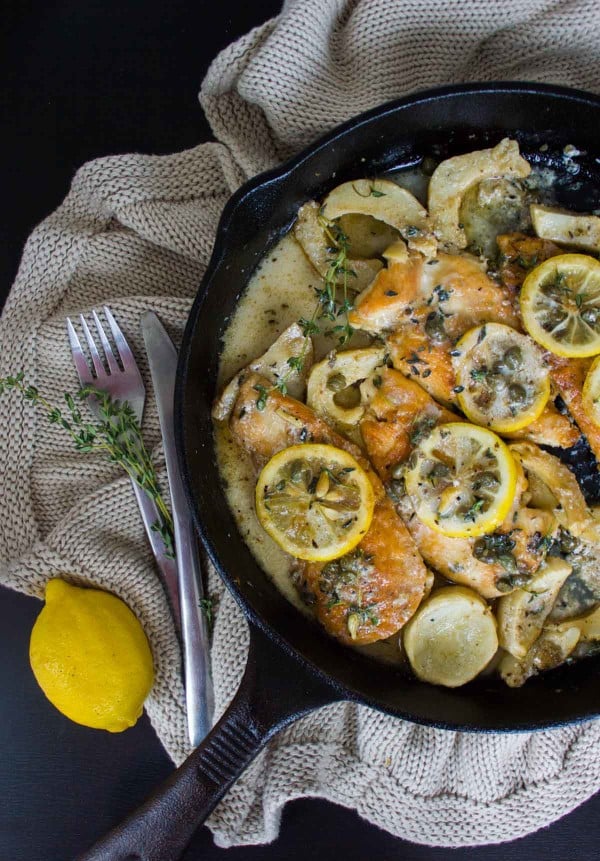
[473, 539, 495, 564]
[289, 460, 306, 483]
[387, 478, 405, 503]
[473, 471, 499, 491]
[327, 372, 347, 392]
[498, 554, 518, 575]
[487, 371, 505, 393]
[558, 528, 578, 554]
[495, 576, 514, 593]
[508, 383, 527, 407]
[581, 307, 600, 327]
[430, 462, 450, 480]
[502, 346, 522, 370]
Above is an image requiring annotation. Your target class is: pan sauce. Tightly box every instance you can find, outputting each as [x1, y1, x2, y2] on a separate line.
[214, 152, 600, 679]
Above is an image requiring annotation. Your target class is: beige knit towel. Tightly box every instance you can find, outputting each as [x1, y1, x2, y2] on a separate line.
[1, 0, 600, 848]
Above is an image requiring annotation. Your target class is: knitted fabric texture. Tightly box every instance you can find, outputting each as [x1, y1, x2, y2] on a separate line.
[1, 0, 600, 848]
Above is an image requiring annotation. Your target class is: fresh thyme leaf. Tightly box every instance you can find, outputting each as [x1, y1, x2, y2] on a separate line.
[470, 368, 487, 382]
[199, 596, 215, 632]
[254, 213, 355, 410]
[1, 374, 175, 558]
[463, 498, 484, 522]
[351, 181, 386, 199]
[298, 317, 320, 337]
[286, 356, 304, 373]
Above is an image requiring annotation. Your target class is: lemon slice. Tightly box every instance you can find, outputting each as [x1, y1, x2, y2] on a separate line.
[404, 422, 518, 538]
[452, 323, 550, 432]
[403, 586, 498, 687]
[255, 443, 375, 562]
[582, 354, 600, 426]
[520, 254, 600, 357]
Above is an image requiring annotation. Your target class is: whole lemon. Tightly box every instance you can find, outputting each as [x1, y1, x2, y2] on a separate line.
[29, 579, 154, 732]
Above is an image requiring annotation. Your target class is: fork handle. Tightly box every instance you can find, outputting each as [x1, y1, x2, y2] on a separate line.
[131, 478, 181, 633]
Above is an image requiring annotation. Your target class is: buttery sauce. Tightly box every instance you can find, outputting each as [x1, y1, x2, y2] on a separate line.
[213, 159, 579, 674]
[215, 236, 319, 614]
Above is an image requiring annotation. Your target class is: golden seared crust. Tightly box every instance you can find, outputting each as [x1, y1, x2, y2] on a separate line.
[360, 367, 457, 480]
[397, 497, 556, 600]
[359, 369, 554, 600]
[348, 257, 422, 333]
[229, 373, 428, 645]
[301, 494, 427, 645]
[356, 253, 521, 406]
[230, 373, 357, 463]
[396, 498, 504, 598]
[503, 401, 580, 449]
[497, 232, 563, 294]
[547, 354, 600, 461]
[352, 252, 520, 341]
[386, 327, 457, 405]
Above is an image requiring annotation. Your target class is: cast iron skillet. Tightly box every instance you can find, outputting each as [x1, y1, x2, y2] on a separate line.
[82, 83, 600, 861]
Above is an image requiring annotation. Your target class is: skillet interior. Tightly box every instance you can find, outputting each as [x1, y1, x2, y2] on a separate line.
[178, 83, 600, 731]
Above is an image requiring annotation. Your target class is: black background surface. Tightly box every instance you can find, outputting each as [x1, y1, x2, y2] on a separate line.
[1, 2, 598, 859]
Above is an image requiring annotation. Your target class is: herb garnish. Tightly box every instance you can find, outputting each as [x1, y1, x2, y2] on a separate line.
[0, 373, 175, 556]
[199, 596, 215, 633]
[352, 181, 386, 198]
[255, 214, 357, 411]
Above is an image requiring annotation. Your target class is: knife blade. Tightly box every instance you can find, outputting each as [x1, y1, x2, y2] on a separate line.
[142, 311, 214, 747]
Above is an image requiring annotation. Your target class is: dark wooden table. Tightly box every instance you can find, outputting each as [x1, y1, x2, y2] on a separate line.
[1, 2, 599, 859]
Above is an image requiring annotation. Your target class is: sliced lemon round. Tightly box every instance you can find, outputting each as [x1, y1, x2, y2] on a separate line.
[520, 253, 600, 358]
[452, 323, 550, 433]
[403, 586, 498, 687]
[404, 422, 518, 538]
[582, 354, 600, 426]
[255, 443, 375, 562]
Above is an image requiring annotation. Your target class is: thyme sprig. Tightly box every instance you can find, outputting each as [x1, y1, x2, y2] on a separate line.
[255, 214, 356, 411]
[0, 372, 175, 557]
[199, 596, 216, 633]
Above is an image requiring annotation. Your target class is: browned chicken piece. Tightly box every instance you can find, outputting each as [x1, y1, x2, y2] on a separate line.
[229, 373, 428, 645]
[395, 497, 556, 599]
[384, 318, 578, 449]
[348, 257, 421, 333]
[503, 401, 580, 449]
[546, 354, 600, 462]
[350, 252, 519, 405]
[350, 252, 520, 341]
[497, 232, 563, 294]
[385, 326, 455, 406]
[299, 495, 427, 645]
[360, 367, 457, 481]
[359, 369, 557, 599]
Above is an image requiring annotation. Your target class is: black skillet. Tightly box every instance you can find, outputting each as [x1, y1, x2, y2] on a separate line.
[81, 83, 600, 861]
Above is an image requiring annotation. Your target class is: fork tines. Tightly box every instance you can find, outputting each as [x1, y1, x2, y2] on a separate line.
[67, 306, 131, 383]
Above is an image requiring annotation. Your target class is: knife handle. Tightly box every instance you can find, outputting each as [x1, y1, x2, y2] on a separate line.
[175, 513, 215, 746]
[131, 478, 181, 634]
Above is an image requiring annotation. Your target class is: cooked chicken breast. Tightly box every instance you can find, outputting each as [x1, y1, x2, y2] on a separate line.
[547, 355, 600, 461]
[229, 373, 428, 645]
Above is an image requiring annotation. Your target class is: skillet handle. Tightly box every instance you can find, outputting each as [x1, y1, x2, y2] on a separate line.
[77, 626, 336, 861]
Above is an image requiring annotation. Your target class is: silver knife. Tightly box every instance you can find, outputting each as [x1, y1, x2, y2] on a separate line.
[142, 311, 215, 747]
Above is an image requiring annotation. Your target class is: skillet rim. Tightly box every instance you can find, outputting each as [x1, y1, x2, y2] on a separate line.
[176, 81, 600, 732]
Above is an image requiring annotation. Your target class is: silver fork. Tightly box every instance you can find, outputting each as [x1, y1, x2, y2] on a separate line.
[66, 306, 181, 632]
